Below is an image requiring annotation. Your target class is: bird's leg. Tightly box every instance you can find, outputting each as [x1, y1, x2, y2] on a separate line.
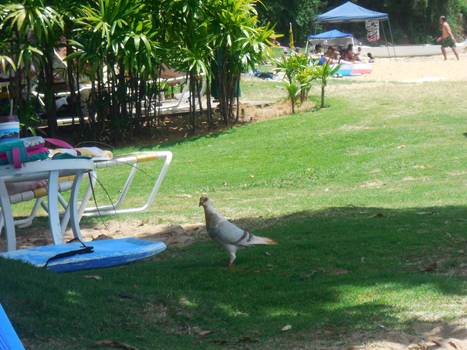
[227, 252, 236, 269]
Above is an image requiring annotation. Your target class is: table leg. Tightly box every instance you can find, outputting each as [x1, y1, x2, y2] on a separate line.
[47, 170, 62, 245]
[0, 180, 16, 251]
[69, 171, 85, 241]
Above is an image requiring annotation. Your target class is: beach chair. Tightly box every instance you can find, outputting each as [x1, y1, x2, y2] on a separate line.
[0, 304, 25, 350]
[157, 77, 190, 114]
[157, 74, 206, 115]
[82, 151, 172, 217]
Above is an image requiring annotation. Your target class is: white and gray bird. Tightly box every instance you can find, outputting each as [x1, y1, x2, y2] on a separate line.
[199, 196, 278, 268]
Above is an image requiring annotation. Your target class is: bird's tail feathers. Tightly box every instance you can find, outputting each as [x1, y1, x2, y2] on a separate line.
[252, 236, 278, 245]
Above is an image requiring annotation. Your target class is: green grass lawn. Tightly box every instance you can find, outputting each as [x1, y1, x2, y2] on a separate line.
[0, 78, 466, 349]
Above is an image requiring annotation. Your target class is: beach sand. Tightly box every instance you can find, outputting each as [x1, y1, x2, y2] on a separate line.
[350, 51, 467, 82]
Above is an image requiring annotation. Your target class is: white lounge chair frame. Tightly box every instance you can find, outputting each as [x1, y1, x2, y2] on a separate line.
[156, 75, 206, 115]
[82, 150, 172, 217]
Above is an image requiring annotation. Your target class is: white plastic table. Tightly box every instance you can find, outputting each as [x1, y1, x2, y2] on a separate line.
[0, 158, 94, 251]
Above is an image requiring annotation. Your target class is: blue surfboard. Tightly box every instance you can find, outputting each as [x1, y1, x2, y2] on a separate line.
[0, 238, 166, 272]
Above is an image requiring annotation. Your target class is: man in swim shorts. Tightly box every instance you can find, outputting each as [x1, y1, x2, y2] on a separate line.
[436, 16, 459, 60]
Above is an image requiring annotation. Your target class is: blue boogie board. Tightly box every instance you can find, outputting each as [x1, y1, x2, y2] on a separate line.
[0, 238, 166, 272]
[0, 304, 25, 350]
[334, 64, 353, 76]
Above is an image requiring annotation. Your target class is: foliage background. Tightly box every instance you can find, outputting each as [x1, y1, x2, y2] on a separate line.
[257, 0, 467, 46]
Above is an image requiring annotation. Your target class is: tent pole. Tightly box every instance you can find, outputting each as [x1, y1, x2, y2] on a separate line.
[387, 18, 396, 57]
[380, 19, 390, 57]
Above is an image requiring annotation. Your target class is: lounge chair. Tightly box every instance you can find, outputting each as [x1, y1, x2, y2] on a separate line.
[82, 151, 172, 217]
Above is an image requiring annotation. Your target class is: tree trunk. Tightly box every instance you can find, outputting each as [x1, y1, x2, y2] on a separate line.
[235, 75, 240, 123]
[206, 77, 213, 129]
[189, 71, 196, 133]
[64, 29, 78, 127]
[321, 85, 325, 108]
[44, 48, 58, 137]
[196, 76, 203, 112]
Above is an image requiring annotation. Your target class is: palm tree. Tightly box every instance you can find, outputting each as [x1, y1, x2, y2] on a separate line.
[157, 0, 213, 132]
[49, 0, 84, 133]
[2, 0, 64, 136]
[0, 18, 16, 117]
[208, 0, 274, 125]
[315, 61, 340, 108]
[73, 0, 157, 141]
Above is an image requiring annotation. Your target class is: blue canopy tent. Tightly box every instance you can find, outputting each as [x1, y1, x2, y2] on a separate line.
[307, 29, 359, 53]
[308, 29, 354, 40]
[312, 1, 394, 56]
[313, 1, 388, 23]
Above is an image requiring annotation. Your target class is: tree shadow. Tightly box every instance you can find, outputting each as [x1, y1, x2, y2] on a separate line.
[141, 205, 467, 348]
[0, 205, 466, 349]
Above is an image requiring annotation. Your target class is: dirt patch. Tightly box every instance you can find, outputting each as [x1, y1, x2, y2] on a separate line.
[285, 318, 467, 350]
[363, 318, 467, 350]
[238, 100, 315, 123]
[1, 220, 209, 252]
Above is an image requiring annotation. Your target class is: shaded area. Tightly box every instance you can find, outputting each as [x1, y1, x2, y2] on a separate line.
[0, 205, 465, 349]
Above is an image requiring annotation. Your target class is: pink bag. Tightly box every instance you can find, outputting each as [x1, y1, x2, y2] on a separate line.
[0, 137, 76, 169]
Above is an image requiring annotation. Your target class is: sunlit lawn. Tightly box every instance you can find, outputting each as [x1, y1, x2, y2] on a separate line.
[0, 78, 466, 349]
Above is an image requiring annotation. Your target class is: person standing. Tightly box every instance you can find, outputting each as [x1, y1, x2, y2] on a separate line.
[436, 16, 460, 60]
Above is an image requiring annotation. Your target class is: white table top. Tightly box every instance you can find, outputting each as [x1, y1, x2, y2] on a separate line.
[0, 158, 94, 182]
[0, 157, 94, 251]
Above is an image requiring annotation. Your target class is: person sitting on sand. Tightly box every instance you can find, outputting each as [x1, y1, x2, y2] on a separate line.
[344, 44, 355, 61]
[324, 46, 340, 61]
[343, 44, 362, 62]
[317, 47, 338, 65]
[354, 46, 362, 61]
[314, 44, 322, 55]
[436, 16, 459, 61]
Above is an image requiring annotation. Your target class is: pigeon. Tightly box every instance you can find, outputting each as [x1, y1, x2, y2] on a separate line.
[199, 196, 278, 268]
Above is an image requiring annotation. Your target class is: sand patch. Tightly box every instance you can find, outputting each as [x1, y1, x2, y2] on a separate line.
[0, 220, 208, 252]
[348, 53, 467, 83]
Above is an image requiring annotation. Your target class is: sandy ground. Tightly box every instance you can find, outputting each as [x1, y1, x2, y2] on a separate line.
[1, 52, 466, 350]
[350, 51, 467, 82]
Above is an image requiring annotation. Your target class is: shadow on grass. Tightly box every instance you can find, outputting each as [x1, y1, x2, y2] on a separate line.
[0, 205, 465, 349]
[136, 125, 239, 150]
